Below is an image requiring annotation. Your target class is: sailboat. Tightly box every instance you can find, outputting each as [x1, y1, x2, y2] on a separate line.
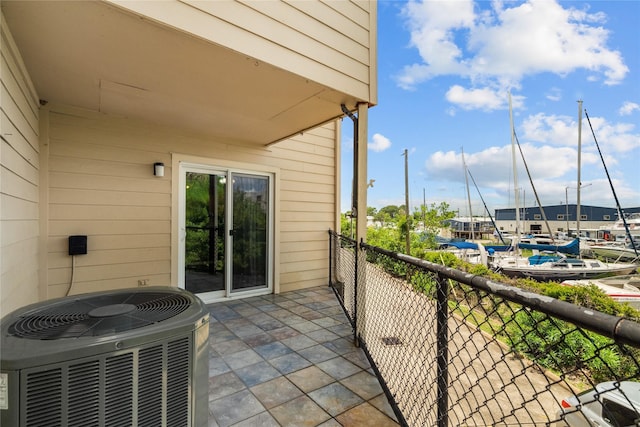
[496, 253, 636, 281]
[494, 100, 638, 281]
[497, 257, 636, 281]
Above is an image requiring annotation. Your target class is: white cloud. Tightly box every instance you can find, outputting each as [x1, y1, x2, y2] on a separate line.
[521, 113, 640, 153]
[445, 86, 525, 111]
[397, 0, 629, 107]
[581, 115, 640, 153]
[619, 102, 640, 116]
[546, 87, 562, 102]
[368, 133, 392, 152]
[521, 113, 578, 146]
[425, 144, 607, 205]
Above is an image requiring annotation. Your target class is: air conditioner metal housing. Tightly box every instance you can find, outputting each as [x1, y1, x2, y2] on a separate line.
[0, 287, 210, 427]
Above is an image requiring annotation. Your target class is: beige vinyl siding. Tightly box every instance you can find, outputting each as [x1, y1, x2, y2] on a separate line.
[43, 104, 337, 297]
[1, 15, 41, 315]
[110, 0, 376, 103]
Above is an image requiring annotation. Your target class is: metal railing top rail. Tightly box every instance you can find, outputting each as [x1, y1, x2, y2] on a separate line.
[359, 240, 640, 348]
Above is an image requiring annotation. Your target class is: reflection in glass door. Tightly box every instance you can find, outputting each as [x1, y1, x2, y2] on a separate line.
[231, 174, 269, 292]
[184, 171, 226, 294]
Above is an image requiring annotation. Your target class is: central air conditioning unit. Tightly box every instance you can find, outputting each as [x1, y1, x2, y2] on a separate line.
[0, 287, 210, 427]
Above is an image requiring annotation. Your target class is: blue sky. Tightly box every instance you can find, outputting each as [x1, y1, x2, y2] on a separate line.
[341, 0, 640, 217]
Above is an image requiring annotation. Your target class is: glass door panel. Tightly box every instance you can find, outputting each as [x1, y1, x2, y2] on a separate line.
[184, 172, 226, 294]
[231, 174, 269, 292]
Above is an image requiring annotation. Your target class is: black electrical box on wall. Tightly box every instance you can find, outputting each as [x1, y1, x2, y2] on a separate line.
[68, 235, 87, 255]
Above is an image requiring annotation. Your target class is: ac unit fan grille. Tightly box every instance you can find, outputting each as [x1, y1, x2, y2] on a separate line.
[8, 292, 192, 339]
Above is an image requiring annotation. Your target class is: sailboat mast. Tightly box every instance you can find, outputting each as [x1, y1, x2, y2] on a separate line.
[462, 147, 474, 240]
[585, 109, 639, 258]
[576, 100, 583, 240]
[509, 92, 521, 240]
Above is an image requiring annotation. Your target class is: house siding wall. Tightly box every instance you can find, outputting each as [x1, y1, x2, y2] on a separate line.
[109, 0, 377, 103]
[1, 15, 41, 315]
[42, 105, 337, 298]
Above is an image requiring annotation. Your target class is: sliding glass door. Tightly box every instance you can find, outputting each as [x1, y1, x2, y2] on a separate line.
[179, 164, 272, 300]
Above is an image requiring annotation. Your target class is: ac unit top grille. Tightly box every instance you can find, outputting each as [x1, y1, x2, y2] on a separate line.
[8, 292, 192, 340]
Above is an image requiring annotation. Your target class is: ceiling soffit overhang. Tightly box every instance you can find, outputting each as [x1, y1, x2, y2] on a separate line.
[1, 1, 363, 146]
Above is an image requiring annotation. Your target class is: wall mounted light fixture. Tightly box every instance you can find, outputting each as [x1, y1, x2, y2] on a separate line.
[154, 162, 165, 177]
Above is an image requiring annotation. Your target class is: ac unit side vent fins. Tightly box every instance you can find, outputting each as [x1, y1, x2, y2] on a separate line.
[68, 360, 100, 426]
[25, 369, 62, 426]
[167, 337, 191, 427]
[138, 345, 164, 426]
[105, 353, 134, 426]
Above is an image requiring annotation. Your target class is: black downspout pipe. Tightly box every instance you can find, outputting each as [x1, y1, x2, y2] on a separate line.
[342, 104, 360, 347]
[341, 104, 358, 220]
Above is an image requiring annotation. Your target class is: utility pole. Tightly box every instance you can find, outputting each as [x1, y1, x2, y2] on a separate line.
[403, 149, 410, 255]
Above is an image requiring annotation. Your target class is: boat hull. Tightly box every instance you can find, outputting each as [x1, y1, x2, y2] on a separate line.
[497, 260, 637, 282]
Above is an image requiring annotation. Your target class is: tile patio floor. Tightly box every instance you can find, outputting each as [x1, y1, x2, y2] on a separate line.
[207, 286, 400, 427]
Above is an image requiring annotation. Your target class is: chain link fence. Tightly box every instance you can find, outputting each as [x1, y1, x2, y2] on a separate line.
[328, 230, 640, 426]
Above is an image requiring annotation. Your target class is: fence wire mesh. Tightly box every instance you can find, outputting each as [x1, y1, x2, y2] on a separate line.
[328, 230, 640, 427]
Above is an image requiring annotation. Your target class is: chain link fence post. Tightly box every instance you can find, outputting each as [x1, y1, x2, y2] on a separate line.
[436, 273, 449, 427]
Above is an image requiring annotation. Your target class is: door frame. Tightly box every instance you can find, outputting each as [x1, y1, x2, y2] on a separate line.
[171, 154, 280, 303]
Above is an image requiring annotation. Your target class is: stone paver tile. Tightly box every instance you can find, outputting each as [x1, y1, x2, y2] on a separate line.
[214, 339, 249, 356]
[222, 349, 263, 370]
[208, 412, 220, 426]
[242, 332, 277, 348]
[209, 390, 265, 427]
[307, 382, 363, 417]
[323, 338, 356, 355]
[369, 394, 399, 422]
[327, 323, 354, 338]
[304, 302, 332, 311]
[250, 376, 303, 409]
[269, 395, 331, 427]
[253, 341, 292, 360]
[276, 300, 298, 308]
[210, 327, 237, 345]
[317, 420, 342, 427]
[256, 303, 279, 312]
[340, 370, 384, 400]
[286, 366, 334, 393]
[234, 361, 281, 387]
[311, 316, 342, 328]
[280, 334, 318, 351]
[235, 306, 261, 317]
[297, 344, 338, 364]
[289, 319, 324, 334]
[269, 352, 312, 375]
[298, 310, 326, 321]
[317, 357, 362, 380]
[210, 307, 242, 322]
[209, 356, 231, 377]
[306, 329, 340, 344]
[223, 318, 252, 332]
[248, 315, 284, 331]
[208, 371, 246, 401]
[232, 323, 264, 338]
[229, 411, 279, 427]
[268, 326, 300, 340]
[335, 402, 399, 427]
[342, 350, 371, 370]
